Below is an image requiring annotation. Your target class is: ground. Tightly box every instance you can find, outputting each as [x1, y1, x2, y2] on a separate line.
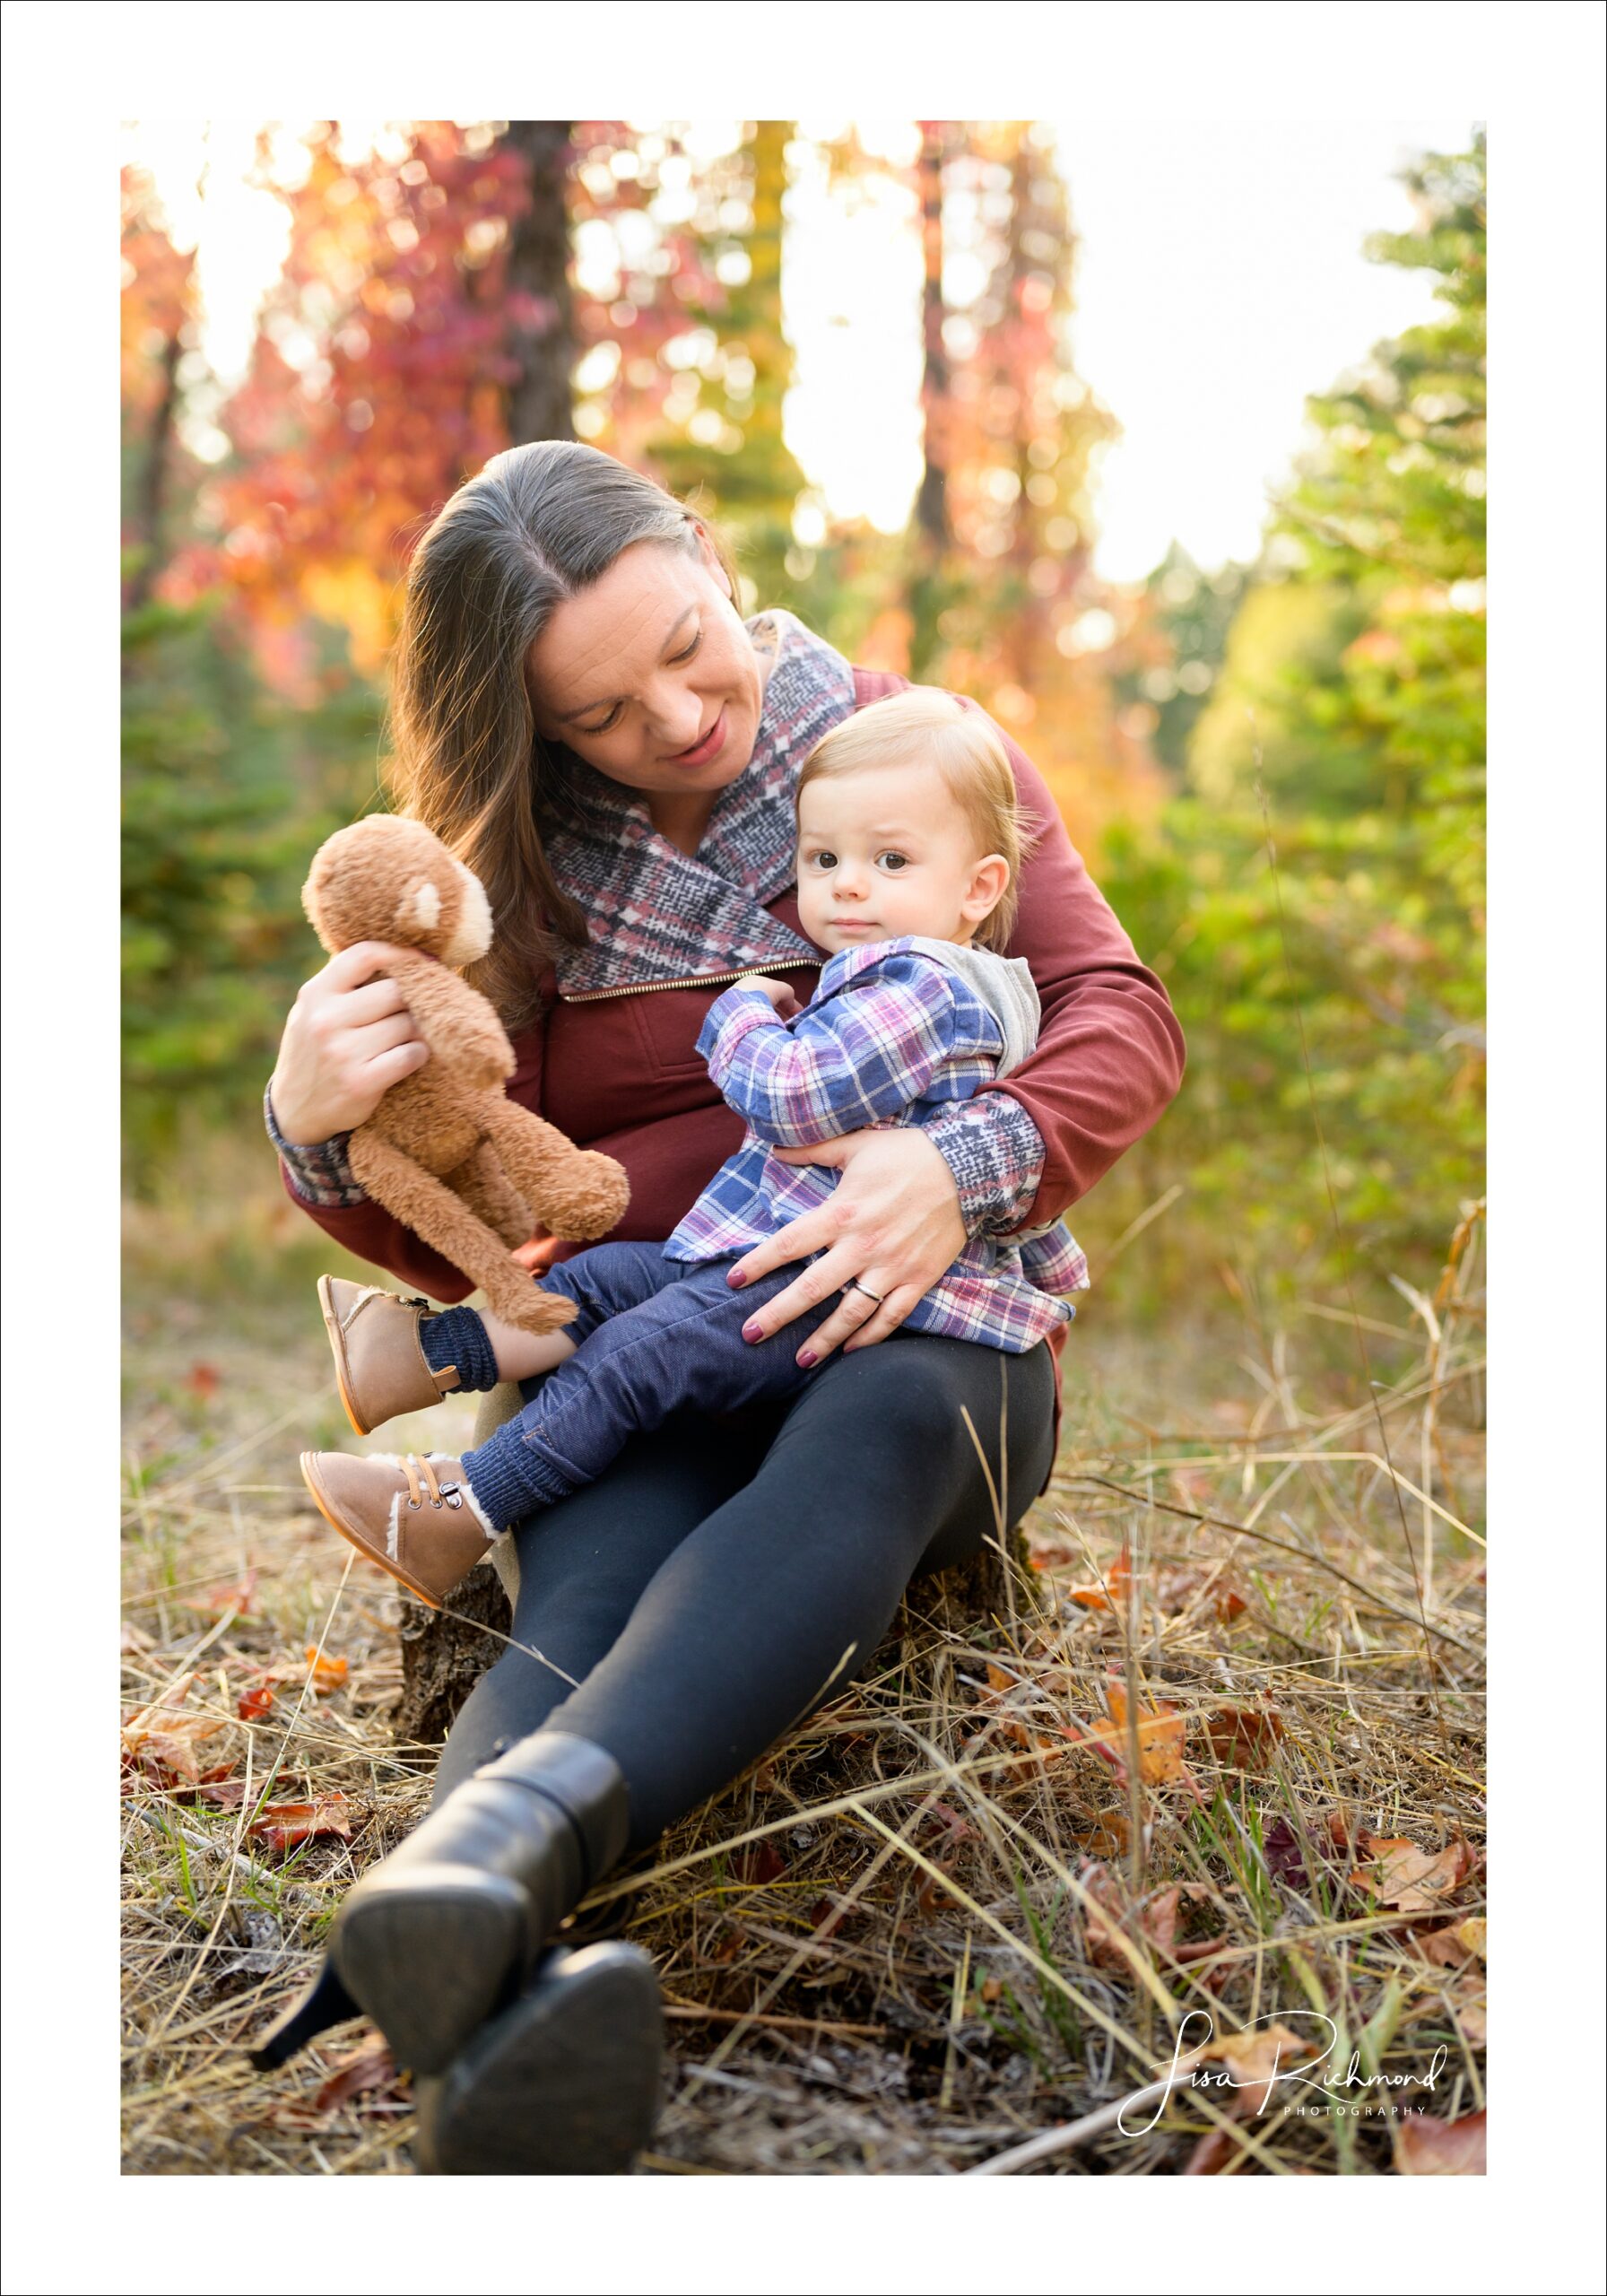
[120, 1191, 1487, 2177]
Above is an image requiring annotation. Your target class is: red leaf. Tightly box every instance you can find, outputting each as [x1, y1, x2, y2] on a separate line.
[733, 1840, 787, 1886]
[313, 2035, 402, 2113]
[249, 1791, 352, 1855]
[183, 1361, 222, 1398]
[237, 1683, 276, 1722]
[191, 1568, 259, 1619]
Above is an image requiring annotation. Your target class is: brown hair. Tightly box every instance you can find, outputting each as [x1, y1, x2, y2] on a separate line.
[795, 688, 1039, 952]
[386, 441, 739, 1025]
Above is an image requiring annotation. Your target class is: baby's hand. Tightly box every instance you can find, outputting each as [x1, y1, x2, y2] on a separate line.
[745, 974, 803, 1020]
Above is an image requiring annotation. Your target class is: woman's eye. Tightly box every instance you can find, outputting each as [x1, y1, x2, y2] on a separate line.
[877, 851, 910, 873]
[671, 631, 702, 665]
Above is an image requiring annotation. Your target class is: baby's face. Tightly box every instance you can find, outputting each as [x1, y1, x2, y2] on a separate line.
[795, 759, 1006, 957]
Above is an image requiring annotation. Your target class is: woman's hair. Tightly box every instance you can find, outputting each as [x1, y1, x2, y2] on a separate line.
[387, 440, 739, 1025]
[795, 689, 1039, 952]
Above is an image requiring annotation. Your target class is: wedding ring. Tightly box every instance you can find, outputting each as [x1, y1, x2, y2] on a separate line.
[845, 1277, 885, 1307]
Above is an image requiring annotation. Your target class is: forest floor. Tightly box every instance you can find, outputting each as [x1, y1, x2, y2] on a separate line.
[120, 1192, 1487, 2178]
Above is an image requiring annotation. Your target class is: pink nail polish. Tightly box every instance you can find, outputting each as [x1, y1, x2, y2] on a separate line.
[727, 1267, 748, 1287]
[742, 1319, 764, 1343]
[797, 1350, 818, 1369]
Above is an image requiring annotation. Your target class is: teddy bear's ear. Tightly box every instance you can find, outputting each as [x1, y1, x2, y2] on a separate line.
[397, 876, 442, 937]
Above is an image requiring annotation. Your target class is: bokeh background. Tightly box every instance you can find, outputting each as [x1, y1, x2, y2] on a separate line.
[120, 118, 1486, 1326]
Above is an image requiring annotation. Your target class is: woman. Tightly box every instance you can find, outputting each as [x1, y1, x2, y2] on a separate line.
[254, 441, 1185, 2173]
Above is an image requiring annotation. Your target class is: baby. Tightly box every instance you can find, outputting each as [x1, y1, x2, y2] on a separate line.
[300, 690, 1090, 1606]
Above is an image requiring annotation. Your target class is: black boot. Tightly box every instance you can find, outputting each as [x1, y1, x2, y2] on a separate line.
[328, 1730, 630, 2076]
[413, 1941, 664, 2175]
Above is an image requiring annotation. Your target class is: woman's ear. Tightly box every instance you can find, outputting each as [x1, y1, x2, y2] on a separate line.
[962, 854, 1012, 932]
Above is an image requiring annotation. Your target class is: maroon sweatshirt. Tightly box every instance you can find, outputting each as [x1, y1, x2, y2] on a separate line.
[279, 666, 1186, 1408]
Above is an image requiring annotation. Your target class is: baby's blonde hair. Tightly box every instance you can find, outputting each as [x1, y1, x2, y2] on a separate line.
[795, 688, 1038, 951]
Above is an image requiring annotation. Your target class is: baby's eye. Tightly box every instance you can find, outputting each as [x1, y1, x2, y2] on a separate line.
[806, 849, 838, 871]
[876, 850, 910, 873]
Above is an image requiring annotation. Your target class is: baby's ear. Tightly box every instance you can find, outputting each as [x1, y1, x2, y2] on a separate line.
[396, 875, 442, 939]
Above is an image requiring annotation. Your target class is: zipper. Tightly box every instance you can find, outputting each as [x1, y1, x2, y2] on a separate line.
[560, 961, 821, 1006]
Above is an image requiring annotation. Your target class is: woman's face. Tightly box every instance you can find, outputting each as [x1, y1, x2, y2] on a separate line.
[526, 531, 763, 801]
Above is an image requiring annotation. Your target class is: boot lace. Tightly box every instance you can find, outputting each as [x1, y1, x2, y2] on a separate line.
[400, 1456, 465, 1511]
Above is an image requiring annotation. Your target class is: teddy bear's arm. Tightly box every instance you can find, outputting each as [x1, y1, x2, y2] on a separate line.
[481, 1098, 630, 1243]
[346, 1124, 573, 1332]
[385, 950, 514, 1092]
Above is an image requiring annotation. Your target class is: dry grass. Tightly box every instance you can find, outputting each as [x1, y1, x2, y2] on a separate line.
[121, 1202, 1486, 2177]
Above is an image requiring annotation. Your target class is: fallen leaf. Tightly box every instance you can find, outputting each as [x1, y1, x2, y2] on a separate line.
[1455, 1917, 1487, 1961]
[732, 1839, 787, 1886]
[1079, 1860, 1132, 1970]
[303, 1645, 349, 1695]
[249, 1791, 352, 1854]
[314, 2035, 403, 2114]
[237, 1683, 276, 1723]
[1393, 2109, 1486, 2176]
[1204, 1703, 1288, 1769]
[979, 1975, 1003, 2005]
[1081, 1807, 1130, 1857]
[1414, 1924, 1473, 1969]
[1357, 1835, 1474, 1914]
[1195, 2021, 1316, 2092]
[1081, 1676, 1190, 1785]
[120, 1621, 156, 1657]
[1067, 1544, 1133, 1613]
[189, 1568, 259, 1619]
[1155, 1566, 1248, 1624]
[121, 1673, 228, 1786]
[197, 1777, 249, 1810]
[183, 1361, 222, 1398]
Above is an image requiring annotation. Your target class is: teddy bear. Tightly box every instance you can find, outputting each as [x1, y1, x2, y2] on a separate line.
[301, 813, 630, 1333]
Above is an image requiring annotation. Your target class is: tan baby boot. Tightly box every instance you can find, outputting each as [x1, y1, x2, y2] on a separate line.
[318, 1274, 462, 1437]
[300, 1450, 497, 1609]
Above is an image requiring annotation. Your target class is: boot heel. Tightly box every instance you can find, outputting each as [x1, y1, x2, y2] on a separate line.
[413, 1942, 663, 2176]
[333, 1866, 532, 2076]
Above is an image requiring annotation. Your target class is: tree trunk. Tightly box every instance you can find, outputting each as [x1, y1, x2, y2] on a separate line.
[126, 326, 183, 609]
[500, 119, 577, 446]
[914, 120, 951, 552]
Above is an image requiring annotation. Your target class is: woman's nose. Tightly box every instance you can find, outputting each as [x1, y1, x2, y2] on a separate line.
[645, 677, 703, 752]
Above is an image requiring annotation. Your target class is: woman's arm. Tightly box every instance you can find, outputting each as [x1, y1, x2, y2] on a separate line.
[922, 717, 1186, 1230]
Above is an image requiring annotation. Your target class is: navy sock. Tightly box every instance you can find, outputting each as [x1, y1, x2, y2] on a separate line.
[421, 1306, 500, 1393]
[460, 1416, 572, 1534]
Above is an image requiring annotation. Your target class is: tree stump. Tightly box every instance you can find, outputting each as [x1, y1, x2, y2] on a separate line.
[393, 1561, 513, 1745]
[392, 1385, 1039, 1744]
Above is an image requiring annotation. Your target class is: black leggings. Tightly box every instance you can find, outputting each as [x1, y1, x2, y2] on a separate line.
[432, 1333, 1058, 1849]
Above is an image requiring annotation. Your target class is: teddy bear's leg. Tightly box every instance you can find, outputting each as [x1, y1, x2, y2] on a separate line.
[346, 1126, 575, 1335]
[447, 1142, 537, 1253]
[481, 1099, 631, 1244]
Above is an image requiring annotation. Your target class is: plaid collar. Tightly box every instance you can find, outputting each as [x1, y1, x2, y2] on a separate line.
[543, 612, 857, 996]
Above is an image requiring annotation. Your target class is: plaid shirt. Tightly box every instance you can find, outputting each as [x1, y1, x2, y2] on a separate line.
[665, 942, 1090, 1354]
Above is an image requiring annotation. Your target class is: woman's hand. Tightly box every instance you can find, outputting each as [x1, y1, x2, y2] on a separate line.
[726, 1126, 967, 1364]
[268, 943, 432, 1144]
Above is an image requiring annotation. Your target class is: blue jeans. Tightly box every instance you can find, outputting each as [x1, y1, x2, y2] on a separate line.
[459, 1242, 839, 1531]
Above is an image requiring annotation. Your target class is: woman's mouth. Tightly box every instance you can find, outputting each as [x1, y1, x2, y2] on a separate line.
[665, 709, 727, 770]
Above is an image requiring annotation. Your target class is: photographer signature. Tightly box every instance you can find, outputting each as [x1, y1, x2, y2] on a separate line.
[1118, 2011, 1449, 2135]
